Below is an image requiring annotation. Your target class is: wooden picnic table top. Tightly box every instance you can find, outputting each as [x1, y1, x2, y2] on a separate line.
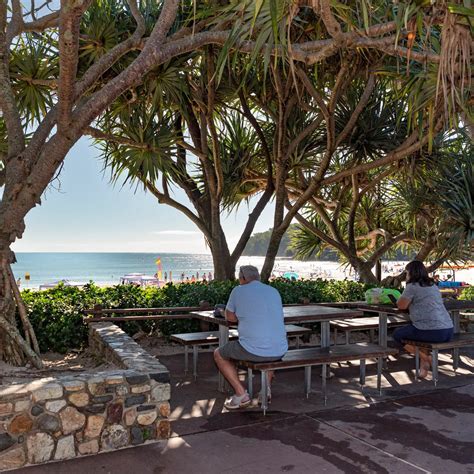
[336, 299, 474, 314]
[191, 304, 364, 327]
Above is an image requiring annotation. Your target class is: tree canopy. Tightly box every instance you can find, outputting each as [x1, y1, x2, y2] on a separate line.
[0, 0, 472, 366]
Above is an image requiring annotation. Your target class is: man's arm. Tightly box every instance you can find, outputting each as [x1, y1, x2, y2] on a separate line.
[225, 309, 238, 323]
[225, 287, 238, 323]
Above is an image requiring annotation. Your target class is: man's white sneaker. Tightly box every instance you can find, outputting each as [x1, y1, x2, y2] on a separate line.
[224, 392, 251, 410]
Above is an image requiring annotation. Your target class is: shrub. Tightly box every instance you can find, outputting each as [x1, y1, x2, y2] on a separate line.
[21, 279, 370, 353]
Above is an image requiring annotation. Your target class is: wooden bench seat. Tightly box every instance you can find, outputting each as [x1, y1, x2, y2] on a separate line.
[331, 316, 406, 344]
[402, 332, 474, 386]
[171, 325, 312, 378]
[236, 343, 399, 414]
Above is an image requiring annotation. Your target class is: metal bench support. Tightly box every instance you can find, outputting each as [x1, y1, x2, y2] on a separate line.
[304, 366, 312, 398]
[321, 364, 327, 404]
[415, 347, 420, 379]
[359, 359, 366, 386]
[193, 345, 198, 380]
[432, 349, 439, 387]
[247, 368, 253, 398]
[261, 371, 269, 415]
[377, 357, 383, 395]
[184, 346, 189, 375]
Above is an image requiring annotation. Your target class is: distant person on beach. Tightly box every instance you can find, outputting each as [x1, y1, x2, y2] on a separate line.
[191, 275, 196, 283]
[185, 277, 190, 283]
[16, 277, 21, 288]
[196, 271, 199, 280]
[164, 272, 168, 282]
[202, 274, 207, 284]
[214, 265, 287, 410]
[181, 273, 185, 282]
[393, 260, 453, 378]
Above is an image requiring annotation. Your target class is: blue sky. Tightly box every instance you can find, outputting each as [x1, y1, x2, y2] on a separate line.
[11, 138, 275, 253]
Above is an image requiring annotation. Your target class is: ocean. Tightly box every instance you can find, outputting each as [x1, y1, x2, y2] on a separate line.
[12, 252, 215, 289]
[11, 253, 474, 289]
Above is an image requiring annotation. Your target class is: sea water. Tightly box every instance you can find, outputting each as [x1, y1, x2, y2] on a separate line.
[11, 253, 474, 289]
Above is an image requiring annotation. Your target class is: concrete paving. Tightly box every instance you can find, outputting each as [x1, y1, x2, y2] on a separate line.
[12, 348, 474, 474]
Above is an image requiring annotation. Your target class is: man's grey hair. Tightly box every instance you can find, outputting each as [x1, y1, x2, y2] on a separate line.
[239, 265, 260, 282]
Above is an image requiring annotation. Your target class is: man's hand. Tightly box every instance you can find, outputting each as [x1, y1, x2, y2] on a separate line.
[225, 309, 238, 323]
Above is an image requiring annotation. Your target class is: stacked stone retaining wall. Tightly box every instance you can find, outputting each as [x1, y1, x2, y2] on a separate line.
[0, 322, 170, 471]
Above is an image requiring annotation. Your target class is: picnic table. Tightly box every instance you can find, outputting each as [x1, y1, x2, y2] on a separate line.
[338, 300, 474, 346]
[191, 304, 363, 391]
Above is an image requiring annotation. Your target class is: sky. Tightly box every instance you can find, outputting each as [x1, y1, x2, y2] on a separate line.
[11, 138, 275, 254]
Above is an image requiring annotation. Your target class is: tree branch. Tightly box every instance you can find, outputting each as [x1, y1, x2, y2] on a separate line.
[321, 119, 444, 186]
[0, 1, 25, 158]
[57, 0, 91, 131]
[336, 74, 376, 147]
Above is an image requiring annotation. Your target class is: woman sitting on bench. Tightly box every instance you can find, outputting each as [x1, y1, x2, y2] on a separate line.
[393, 260, 454, 378]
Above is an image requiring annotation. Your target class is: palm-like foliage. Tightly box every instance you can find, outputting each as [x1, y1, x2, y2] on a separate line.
[9, 35, 58, 125]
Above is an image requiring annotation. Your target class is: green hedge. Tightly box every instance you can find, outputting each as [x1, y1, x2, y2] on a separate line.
[21, 279, 371, 353]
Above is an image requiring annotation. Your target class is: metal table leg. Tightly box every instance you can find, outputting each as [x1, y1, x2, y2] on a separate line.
[378, 312, 388, 348]
[452, 310, 460, 370]
[218, 325, 229, 392]
[321, 321, 330, 348]
[378, 312, 388, 370]
[320, 321, 331, 378]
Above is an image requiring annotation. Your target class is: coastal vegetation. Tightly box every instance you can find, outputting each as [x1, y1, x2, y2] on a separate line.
[22, 279, 372, 352]
[0, 0, 472, 366]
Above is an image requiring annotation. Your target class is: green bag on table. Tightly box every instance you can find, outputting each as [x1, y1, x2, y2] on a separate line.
[365, 287, 402, 305]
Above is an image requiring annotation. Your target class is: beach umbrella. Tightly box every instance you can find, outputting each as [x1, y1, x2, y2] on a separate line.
[155, 257, 163, 280]
[283, 272, 299, 280]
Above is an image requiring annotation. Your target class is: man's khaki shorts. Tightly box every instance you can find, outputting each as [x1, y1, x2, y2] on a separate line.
[218, 341, 283, 362]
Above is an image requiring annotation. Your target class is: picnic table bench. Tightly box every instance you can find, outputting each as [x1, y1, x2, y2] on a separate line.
[170, 324, 312, 378]
[402, 332, 474, 386]
[237, 343, 399, 414]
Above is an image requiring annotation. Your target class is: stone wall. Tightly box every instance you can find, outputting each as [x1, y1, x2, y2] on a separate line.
[0, 322, 170, 471]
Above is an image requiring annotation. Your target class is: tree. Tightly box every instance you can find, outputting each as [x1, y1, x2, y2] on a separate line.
[90, 50, 273, 280]
[290, 131, 474, 283]
[1, 0, 471, 365]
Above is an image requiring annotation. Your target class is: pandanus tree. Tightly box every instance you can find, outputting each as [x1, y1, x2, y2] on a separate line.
[289, 131, 474, 284]
[216, 0, 472, 281]
[91, 51, 274, 280]
[0, 0, 471, 365]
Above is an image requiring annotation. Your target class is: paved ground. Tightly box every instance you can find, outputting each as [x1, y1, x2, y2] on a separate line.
[13, 349, 474, 474]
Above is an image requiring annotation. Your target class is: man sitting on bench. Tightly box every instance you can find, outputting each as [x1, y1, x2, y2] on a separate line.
[214, 265, 288, 410]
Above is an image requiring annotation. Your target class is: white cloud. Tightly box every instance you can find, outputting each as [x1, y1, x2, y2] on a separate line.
[152, 230, 200, 236]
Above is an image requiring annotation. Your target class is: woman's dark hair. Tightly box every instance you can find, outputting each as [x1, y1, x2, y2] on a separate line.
[405, 260, 434, 287]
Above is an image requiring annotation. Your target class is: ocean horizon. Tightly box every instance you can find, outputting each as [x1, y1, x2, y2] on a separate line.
[11, 252, 473, 289]
[11, 252, 360, 289]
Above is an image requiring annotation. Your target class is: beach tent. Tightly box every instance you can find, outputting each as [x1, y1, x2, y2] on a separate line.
[39, 280, 85, 290]
[283, 271, 299, 280]
[120, 273, 161, 287]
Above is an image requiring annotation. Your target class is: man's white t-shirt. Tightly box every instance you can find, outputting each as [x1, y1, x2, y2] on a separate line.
[226, 280, 288, 357]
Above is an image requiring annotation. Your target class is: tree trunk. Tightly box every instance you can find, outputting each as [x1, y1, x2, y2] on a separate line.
[352, 259, 379, 285]
[0, 246, 43, 367]
[261, 165, 288, 281]
[208, 233, 235, 280]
